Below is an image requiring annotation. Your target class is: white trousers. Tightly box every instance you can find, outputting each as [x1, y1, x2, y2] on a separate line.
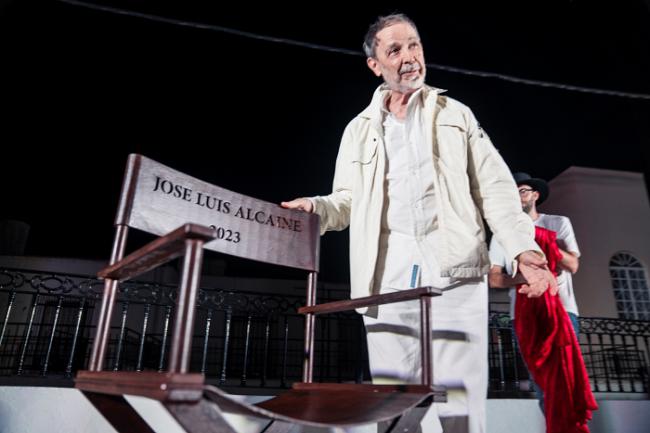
[363, 280, 488, 433]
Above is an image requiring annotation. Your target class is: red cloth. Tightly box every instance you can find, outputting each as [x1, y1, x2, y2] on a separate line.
[514, 226, 598, 433]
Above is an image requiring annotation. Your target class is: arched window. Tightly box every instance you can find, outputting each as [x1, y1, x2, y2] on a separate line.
[610, 252, 650, 320]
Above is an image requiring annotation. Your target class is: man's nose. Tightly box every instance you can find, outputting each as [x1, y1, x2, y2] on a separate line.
[402, 52, 415, 63]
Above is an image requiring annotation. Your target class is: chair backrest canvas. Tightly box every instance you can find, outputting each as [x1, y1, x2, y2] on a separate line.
[115, 154, 320, 272]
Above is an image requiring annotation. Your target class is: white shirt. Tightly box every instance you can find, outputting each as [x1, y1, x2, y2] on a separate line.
[374, 89, 452, 294]
[489, 213, 580, 316]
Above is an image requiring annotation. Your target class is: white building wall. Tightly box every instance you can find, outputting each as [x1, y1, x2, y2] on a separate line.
[539, 167, 650, 318]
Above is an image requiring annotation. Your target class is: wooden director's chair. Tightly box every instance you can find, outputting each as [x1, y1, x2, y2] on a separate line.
[75, 154, 446, 433]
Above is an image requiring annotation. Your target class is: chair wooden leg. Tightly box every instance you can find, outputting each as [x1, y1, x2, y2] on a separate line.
[165, 400, 237, 433]
[83, 391, 155, 433]
[260, 420, 294, 433]
[439, 416, 469, 433]
[383, 405, 430, 433]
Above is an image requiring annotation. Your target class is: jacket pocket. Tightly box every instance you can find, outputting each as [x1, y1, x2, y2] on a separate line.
[436, 114, 468, 172]
[351, 136, 379, 164]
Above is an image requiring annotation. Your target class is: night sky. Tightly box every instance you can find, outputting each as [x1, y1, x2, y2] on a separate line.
[2, 0, 649, 282]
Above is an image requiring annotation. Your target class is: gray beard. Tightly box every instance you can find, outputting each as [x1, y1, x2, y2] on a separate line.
[522, 202, 533, 214]
[399, 70, 426, 92]
[386, 78, 424, 94]
[385, 69, 426, 94]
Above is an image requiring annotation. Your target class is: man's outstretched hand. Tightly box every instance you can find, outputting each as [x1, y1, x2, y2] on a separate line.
[516, 250, 558, 298]
[280, 198, 314, 213]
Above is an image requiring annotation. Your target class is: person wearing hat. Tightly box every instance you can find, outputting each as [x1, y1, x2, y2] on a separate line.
[488, 171, 582, 410]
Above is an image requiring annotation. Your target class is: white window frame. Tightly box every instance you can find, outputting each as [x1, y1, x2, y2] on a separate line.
[610, 252, 650, 320]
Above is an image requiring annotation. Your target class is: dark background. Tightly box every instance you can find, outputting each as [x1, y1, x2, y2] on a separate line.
[2, 0, 649, 282]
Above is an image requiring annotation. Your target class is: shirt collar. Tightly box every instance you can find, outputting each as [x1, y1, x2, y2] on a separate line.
[379, 85, 426, 117]
[359, 83, 447, 121]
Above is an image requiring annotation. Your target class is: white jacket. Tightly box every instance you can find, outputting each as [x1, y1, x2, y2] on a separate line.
[312, 84, 539, 299]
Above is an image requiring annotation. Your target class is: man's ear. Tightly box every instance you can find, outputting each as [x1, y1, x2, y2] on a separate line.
[533, 191, 540, 203]
[367, 57, 382, 77]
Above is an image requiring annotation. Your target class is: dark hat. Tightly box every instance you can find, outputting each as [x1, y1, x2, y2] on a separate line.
[512, 172, 549, 204]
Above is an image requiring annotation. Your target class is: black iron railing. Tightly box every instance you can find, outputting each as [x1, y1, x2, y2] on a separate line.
[489, 304, 650, 395]
[1, 268, 649, 395]
[0, 268, 368, 391]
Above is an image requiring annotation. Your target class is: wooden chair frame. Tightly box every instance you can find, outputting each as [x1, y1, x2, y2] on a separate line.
[74, 154, 445, 433]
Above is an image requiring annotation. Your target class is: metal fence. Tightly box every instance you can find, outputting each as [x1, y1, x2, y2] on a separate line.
[489, 305, 650, 396]
[0, 268, 368, 391]
[1, 268, 649, 395]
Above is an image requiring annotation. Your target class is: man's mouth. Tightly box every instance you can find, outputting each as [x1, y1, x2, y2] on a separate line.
[401, 70, 420, 80]
[400, 65, 420, 79]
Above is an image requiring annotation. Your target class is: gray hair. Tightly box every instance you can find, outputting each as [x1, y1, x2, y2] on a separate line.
[362, 13, 420, 58]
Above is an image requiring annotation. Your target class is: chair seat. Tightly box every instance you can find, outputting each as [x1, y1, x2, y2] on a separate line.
[76, 372, 446, 428]
[204, 383, 446, 427]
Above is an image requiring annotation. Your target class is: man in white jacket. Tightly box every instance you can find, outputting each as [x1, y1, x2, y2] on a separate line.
[282, 13, 556, 433]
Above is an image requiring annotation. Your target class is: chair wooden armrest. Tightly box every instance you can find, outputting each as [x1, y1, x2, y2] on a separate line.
[76, 371, 204, 403]
[98, 223, 216, 281]
[298, 286, 441, 315]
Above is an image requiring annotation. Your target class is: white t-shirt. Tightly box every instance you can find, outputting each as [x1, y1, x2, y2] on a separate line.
[488, 213, 580, 317]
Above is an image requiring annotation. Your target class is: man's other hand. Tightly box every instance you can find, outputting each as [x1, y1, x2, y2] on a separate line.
[516, 251, 559, 298]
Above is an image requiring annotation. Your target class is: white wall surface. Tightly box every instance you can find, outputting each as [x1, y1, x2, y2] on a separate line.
[1, 387, 649, 433]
